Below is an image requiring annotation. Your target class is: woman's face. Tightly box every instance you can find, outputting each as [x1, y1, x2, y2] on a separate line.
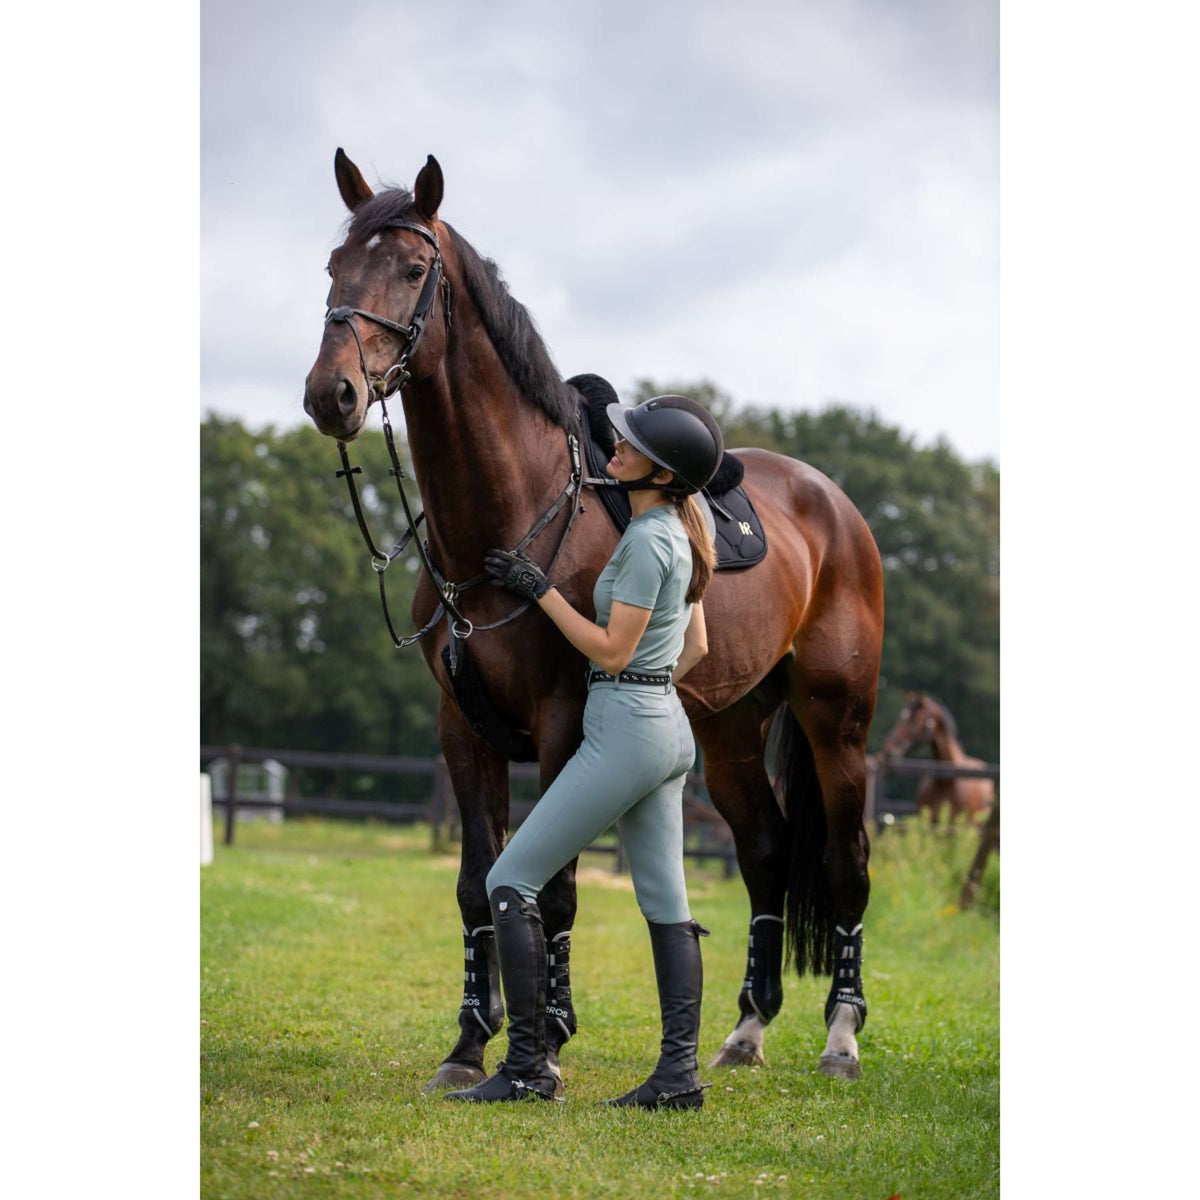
[607, 435, 673, 487]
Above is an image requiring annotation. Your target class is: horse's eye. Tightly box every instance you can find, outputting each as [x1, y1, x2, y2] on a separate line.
[407, 266, 425, 282]
[325, 265, 333, 278]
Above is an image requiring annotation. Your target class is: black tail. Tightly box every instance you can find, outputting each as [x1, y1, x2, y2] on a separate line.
[776, 706, 833, 977]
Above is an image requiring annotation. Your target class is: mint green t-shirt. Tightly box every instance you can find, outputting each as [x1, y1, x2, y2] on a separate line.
[590, 505, 693, 673]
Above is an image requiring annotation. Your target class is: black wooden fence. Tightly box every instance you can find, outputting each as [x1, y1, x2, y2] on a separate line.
[199, 744, 737, 876]
[199, 745, 1000, 897]
[866, 754, 1000, 823]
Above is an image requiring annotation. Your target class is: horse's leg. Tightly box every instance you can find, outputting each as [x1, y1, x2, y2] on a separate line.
[422, 693, 511, 1092]
[789, 681, 874, 1081]
[692, 683, 790, 1068]
[532, 701, 586, 1087]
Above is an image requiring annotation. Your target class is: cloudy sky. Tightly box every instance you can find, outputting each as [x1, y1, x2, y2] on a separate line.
[202, 0, 997, 460]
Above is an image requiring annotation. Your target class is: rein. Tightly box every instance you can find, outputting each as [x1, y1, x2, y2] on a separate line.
[326, 219, 616, 656]
[335, 401, 595, 658]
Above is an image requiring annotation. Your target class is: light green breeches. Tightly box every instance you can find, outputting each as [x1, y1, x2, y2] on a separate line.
[486, 680, 697, 924]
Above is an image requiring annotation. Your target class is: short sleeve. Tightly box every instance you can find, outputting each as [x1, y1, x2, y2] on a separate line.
[609, 524, 672, 610]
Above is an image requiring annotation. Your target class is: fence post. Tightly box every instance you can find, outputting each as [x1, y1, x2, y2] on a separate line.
[431, 755, 449, 852]
[865, 755, 880, 827]
[614, 831, 627, 875]
[223, 744, 242, 846]
[284, 770, 300, 818]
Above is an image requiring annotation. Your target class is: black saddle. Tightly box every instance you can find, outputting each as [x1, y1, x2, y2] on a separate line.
[568, 374, 767, 570]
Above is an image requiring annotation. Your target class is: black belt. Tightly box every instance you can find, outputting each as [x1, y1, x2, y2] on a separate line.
[586, 668, 672, 687]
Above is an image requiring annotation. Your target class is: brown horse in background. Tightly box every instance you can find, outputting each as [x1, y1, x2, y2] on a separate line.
[880, 692, 994, 825]
[302, 152, 885, 1086]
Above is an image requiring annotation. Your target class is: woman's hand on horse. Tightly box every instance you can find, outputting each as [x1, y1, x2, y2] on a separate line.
[484, 549, 552, 600]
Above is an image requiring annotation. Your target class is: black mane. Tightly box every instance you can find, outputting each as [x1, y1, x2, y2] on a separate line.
[345, 189, 575, 431]
[444, 220, 574, 430]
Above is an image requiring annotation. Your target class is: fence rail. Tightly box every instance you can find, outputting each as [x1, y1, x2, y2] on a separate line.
[866, 754, 1000, 824]
[199, 744, 736, 876]
[200, 745, 1000, 894]
[875, 758, 999, 781]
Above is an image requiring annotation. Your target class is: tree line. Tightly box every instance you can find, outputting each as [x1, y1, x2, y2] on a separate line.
[201, 389, 998, 773]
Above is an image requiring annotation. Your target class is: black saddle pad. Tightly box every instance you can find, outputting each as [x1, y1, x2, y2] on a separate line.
[568, 374, 768, 571]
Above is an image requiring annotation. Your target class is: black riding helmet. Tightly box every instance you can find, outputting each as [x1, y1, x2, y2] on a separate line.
[606, 395, 724, 495]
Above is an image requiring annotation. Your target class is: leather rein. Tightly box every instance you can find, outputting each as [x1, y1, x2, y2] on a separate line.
[326, 220, 614, 659]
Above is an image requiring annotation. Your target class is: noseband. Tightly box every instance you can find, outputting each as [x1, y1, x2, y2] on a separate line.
[324, 220, 452, 401]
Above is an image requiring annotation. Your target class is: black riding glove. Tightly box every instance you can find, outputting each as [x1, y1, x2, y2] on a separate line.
[484, 548, 552, 600]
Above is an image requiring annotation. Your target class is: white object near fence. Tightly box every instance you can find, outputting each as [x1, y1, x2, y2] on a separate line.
[200, 773, 214, 866]
[207, 757, 287, 824]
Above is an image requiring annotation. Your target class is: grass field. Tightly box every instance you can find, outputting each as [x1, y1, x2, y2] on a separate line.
[201, 818, 998, 1199]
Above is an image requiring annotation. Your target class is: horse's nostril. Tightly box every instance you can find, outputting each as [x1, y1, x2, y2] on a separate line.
[302, 391, 314, 417]
[337, 378, 358, 417]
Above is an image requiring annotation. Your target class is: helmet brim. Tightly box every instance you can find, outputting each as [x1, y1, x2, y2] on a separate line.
[606, 402, 665, 469]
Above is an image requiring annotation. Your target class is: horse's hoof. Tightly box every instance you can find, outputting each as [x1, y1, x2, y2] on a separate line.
[818, 1053, 861, 1080]
[423, 1061, 486, 1092]
[709, 1039, 765, 1068]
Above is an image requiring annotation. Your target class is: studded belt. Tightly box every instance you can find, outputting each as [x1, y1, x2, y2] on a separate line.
[586, 668, 672, 687]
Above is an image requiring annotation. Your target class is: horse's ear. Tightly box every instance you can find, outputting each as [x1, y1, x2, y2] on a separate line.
[414, 154, 444, 221]
[334, 147, 374, 212]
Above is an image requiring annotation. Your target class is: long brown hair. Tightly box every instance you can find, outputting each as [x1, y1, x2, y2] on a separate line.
[671, 493, 716, 603]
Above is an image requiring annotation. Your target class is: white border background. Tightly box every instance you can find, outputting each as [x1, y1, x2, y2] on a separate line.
[2, 2, 1196, 1194]
[1002, 2, 1197, 1194]
[2, 2, 199, 1192]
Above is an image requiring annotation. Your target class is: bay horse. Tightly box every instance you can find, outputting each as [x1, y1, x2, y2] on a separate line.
[302, 151, 885, 1085]
[880, 692, 994, 824]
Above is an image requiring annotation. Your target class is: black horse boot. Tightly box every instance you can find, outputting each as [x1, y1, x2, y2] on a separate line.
[606, 919, 711, 1110]
[445, 887, 562, 1102]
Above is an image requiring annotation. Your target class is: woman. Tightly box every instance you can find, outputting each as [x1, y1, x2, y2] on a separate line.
[444, 394, 724, 1109]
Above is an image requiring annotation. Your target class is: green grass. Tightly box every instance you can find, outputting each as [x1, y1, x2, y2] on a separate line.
[202, 818, 998, 1199]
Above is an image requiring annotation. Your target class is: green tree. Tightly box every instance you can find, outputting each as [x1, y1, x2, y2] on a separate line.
[201, 416, 442, 761]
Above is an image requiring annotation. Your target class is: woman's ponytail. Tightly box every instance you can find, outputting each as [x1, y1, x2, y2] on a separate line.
[672, 493, 716, 603]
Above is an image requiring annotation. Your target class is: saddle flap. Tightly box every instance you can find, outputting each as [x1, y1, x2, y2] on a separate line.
[705, 485, 768, 570]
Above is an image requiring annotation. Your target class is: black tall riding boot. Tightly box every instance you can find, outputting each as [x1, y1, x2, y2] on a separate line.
[606, 919, 711, 1110]
[445, 887, 562, 1102]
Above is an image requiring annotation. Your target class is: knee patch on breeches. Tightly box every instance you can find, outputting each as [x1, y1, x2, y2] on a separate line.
[485, 860, 538, 904]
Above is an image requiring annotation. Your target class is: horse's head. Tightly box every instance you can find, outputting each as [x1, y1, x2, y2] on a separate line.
[880, 692, 946, 758]
[303, 150, 451, 441]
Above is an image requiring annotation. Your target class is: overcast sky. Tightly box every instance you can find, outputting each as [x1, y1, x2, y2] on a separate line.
[202, 0, 997, 461]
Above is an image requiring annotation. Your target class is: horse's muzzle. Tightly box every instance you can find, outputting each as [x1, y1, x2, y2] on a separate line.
[303, 370, 366, 440]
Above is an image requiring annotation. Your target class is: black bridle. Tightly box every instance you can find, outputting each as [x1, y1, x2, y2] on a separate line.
[324, 220, 452, 404]
[325, 220, 610, 662]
